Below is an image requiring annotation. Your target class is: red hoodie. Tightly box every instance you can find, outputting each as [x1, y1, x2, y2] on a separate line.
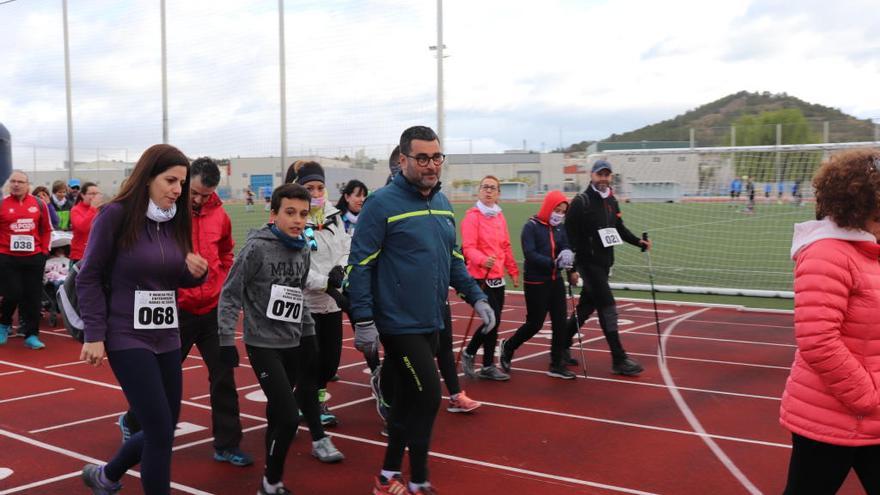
[461, 205, 519, 280]
[0, 194, 52, 256]
[177, 193, 234, 314]
[70, 201, 99, 260]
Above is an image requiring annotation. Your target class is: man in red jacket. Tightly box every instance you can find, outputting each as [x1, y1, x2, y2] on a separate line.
[0, 170, 52, 349]
[118, 158, 252, 466]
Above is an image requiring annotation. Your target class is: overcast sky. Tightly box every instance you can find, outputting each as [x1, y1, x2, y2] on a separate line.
[1, 0, 878, 167]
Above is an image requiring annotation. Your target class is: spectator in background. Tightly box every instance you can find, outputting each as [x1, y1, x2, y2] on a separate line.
[244, 185, 255, 212]
[32, 186, 60, 230]
[67, 178, 81, 204]
[729, 176, 742, 206]
[764, 182, 772, 204]
[51, 180, 72, 230]
[385, 145, 401, 185]
[781, 149, 880, 493]
[777, 180, 786, 204]
[69, 182, 101, 265]
[262, 185, 272, 211]
[0, 170, 52, 349]
[335, 179, 368, 235]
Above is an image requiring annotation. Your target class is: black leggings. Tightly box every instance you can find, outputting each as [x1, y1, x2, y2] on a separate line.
[465, 284, 504, 366]
[0, 253, 46, 337]
[506, 278, 568, 366]
[379, 332, 441, 484]
[246, 339, 323, 485]
[105, 348, 181, 495]
[784, 433, 880, 494]
[566, 264, 628, 361]
[313, 311, 343, 390]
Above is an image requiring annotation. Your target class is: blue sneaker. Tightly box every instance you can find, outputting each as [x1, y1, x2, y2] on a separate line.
[81, 464, 122, 494]
[23, 335, 45, 350]
[118, 414, 132, 443]
[319, 402, 338, 427]
[213, 447, 254, 466]
[0, 324, 8, 345]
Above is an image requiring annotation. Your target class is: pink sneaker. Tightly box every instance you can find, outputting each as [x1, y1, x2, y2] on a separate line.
[446, 390, 481, 413]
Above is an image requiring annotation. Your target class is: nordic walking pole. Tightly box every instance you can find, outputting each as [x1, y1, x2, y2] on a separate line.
[566, 271, 588, 379]
[642, 232, 664, 360]
[456, 264, 493, 366]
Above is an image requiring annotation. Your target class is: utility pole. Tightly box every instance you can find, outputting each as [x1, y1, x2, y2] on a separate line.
[278, 0, 288, 177]
[161, 0, 168, 143]
[62, 0, 75, 179]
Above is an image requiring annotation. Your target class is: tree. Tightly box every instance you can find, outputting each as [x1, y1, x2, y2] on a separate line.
[733, 108, 821, 182]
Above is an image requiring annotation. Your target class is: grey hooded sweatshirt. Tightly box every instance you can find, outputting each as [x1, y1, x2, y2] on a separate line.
[218, 225, 315, 348]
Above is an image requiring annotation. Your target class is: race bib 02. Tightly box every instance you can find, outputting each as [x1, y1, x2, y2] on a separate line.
[266, 284, 304, 324]
[133, 290, 178, 330]
[598, 228, 624, 248]
[10, 235, 35, 252]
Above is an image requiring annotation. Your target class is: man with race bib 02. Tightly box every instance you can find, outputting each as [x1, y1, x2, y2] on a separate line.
[218, 183, 343, 495]
[564, 159, 651, 376]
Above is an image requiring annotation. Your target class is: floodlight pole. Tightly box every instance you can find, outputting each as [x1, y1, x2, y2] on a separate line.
[278, 0, 288, 177]
[435, 0, 445, 145]
[161, 0, 168, 144]
[62, 0, 75, 179]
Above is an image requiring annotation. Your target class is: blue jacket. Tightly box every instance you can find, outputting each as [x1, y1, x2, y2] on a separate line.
[522, 217, 571, 283]
[347, 173, 486, 335]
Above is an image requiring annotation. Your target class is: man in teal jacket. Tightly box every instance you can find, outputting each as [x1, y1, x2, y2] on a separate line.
[348, 125, 493, 495]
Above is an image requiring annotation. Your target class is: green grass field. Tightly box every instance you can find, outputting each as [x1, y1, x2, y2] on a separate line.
[224, 199, 811, 310]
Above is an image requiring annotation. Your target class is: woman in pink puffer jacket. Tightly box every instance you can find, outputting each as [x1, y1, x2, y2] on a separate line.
[781, 149, 880, 494]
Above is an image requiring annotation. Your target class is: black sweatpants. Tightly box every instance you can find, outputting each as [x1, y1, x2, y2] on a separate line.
[313, 311, 343, 390]
[0, 253, 46, 337]
[784, 432, 880, 494]
[105, 348, 181, 495]
[505, 278, 567, 366]
[566, 263, 628, 361]
[124, 308, 243, 450]
[465, 284, 505, 366]
[379, 331, 441, 484]
[436, 302, 461, 396]
[246, 339, 323, 485]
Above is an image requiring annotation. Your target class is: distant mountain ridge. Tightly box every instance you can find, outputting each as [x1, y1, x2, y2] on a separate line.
[603, 91, 875, 146]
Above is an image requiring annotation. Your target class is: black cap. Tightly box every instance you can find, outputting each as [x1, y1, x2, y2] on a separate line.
[294, 161, 325, 185]
[591, 160, 612, 173]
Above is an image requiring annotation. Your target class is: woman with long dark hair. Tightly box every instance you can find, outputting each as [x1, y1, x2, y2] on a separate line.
[78, 144, 208, 495]
[335, 179, 368, 235]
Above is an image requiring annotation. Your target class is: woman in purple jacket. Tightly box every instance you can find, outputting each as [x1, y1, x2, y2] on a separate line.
[78, 144, 208, 495]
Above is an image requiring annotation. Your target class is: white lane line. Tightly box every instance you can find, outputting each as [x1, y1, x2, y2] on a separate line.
[0, 470, 82, 494]
[629, 307, 676, 314]
[624, 330, 796, 348]
[0, 428, 214, 495]
[181, 365, 203, 371]
[45, 360, 86, 369]
[686, 319, 792, 330]
[0, 388, 75, 405]
[0, 370, 24, 377]
[190, 382, 261, 401]
[658, 308, 764, 495]
[323, 429, 659, 495]
[29, 411, 125, 434]
[509, 366, 781, 401]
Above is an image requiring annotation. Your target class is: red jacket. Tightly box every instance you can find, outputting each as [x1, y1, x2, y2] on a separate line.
[177, 193, 234, 314]
[780, 218, 880, 446]
[0, 194, 52, 256]
[70, 201, 98, 260]
[461, 206, 519, 280]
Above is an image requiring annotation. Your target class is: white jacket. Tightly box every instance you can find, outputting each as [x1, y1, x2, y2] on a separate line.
[304, 203, 351, 314]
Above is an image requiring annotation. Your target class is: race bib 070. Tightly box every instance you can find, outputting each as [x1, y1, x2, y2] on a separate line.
[10, 235, 35, 252]
[133, 290, 178, 330]
[598, 228, 624, 248]
[266, 284, 303, 323]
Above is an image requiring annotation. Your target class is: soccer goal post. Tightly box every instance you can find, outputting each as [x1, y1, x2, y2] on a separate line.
[590, 142, 879, 298]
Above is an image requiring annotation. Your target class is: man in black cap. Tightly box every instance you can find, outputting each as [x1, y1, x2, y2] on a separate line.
[563, 159, 651, 376]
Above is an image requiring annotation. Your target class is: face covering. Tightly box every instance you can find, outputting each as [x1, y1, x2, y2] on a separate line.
[549, 212, 565, 226]
[269, 223, 306, 250]
[309, 191, 326, 226]
[310, 196, 325, 208]
[146, 199, 177, 223]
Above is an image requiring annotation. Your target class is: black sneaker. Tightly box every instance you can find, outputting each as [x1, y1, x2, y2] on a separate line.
[547, 365, 577, 380]
[498, 339, 513, 373]
[612, 357, 644, 376]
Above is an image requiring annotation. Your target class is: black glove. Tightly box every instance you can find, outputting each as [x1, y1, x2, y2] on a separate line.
[327, 265, 345, 289]
[326, 287, 350, 314]
[220, 346, 240, 368]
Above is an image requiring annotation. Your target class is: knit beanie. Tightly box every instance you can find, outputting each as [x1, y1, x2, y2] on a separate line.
[294, 161, 325, 185]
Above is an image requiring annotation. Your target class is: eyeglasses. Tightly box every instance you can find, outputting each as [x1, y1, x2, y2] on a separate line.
[479, 184, 499, 191]
[303, 227, 318, 251]
[403, 153, 446, 167]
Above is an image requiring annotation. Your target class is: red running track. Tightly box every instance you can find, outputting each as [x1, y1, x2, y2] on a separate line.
[0, 292, 869, 494]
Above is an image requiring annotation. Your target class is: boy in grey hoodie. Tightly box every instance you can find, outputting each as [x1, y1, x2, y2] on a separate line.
[218, 183, 343, 495]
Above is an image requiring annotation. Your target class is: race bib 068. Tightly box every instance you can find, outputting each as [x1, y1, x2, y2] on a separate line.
[598, 228, 624, 248]
[133, 290, 178, 330]
[10, 235, 35, 252]
[266, 284, 304, 323]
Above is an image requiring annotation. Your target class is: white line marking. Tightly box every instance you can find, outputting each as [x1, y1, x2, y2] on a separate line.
[0, 468, 13, 480]
[29, 411, 125, 434]
[0, 428, 214, 495]
[658, 308, 764, 494]
[0, 388, 75, 404]
[181, 365, 203, 371]
[0, 470, 81, 494]
[189, 382, 262, 401]
[629, 307, 676, 314]
[45, 360, 86, 369]
[625, 330, 796, 348]
[0, 370, 24, 377]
